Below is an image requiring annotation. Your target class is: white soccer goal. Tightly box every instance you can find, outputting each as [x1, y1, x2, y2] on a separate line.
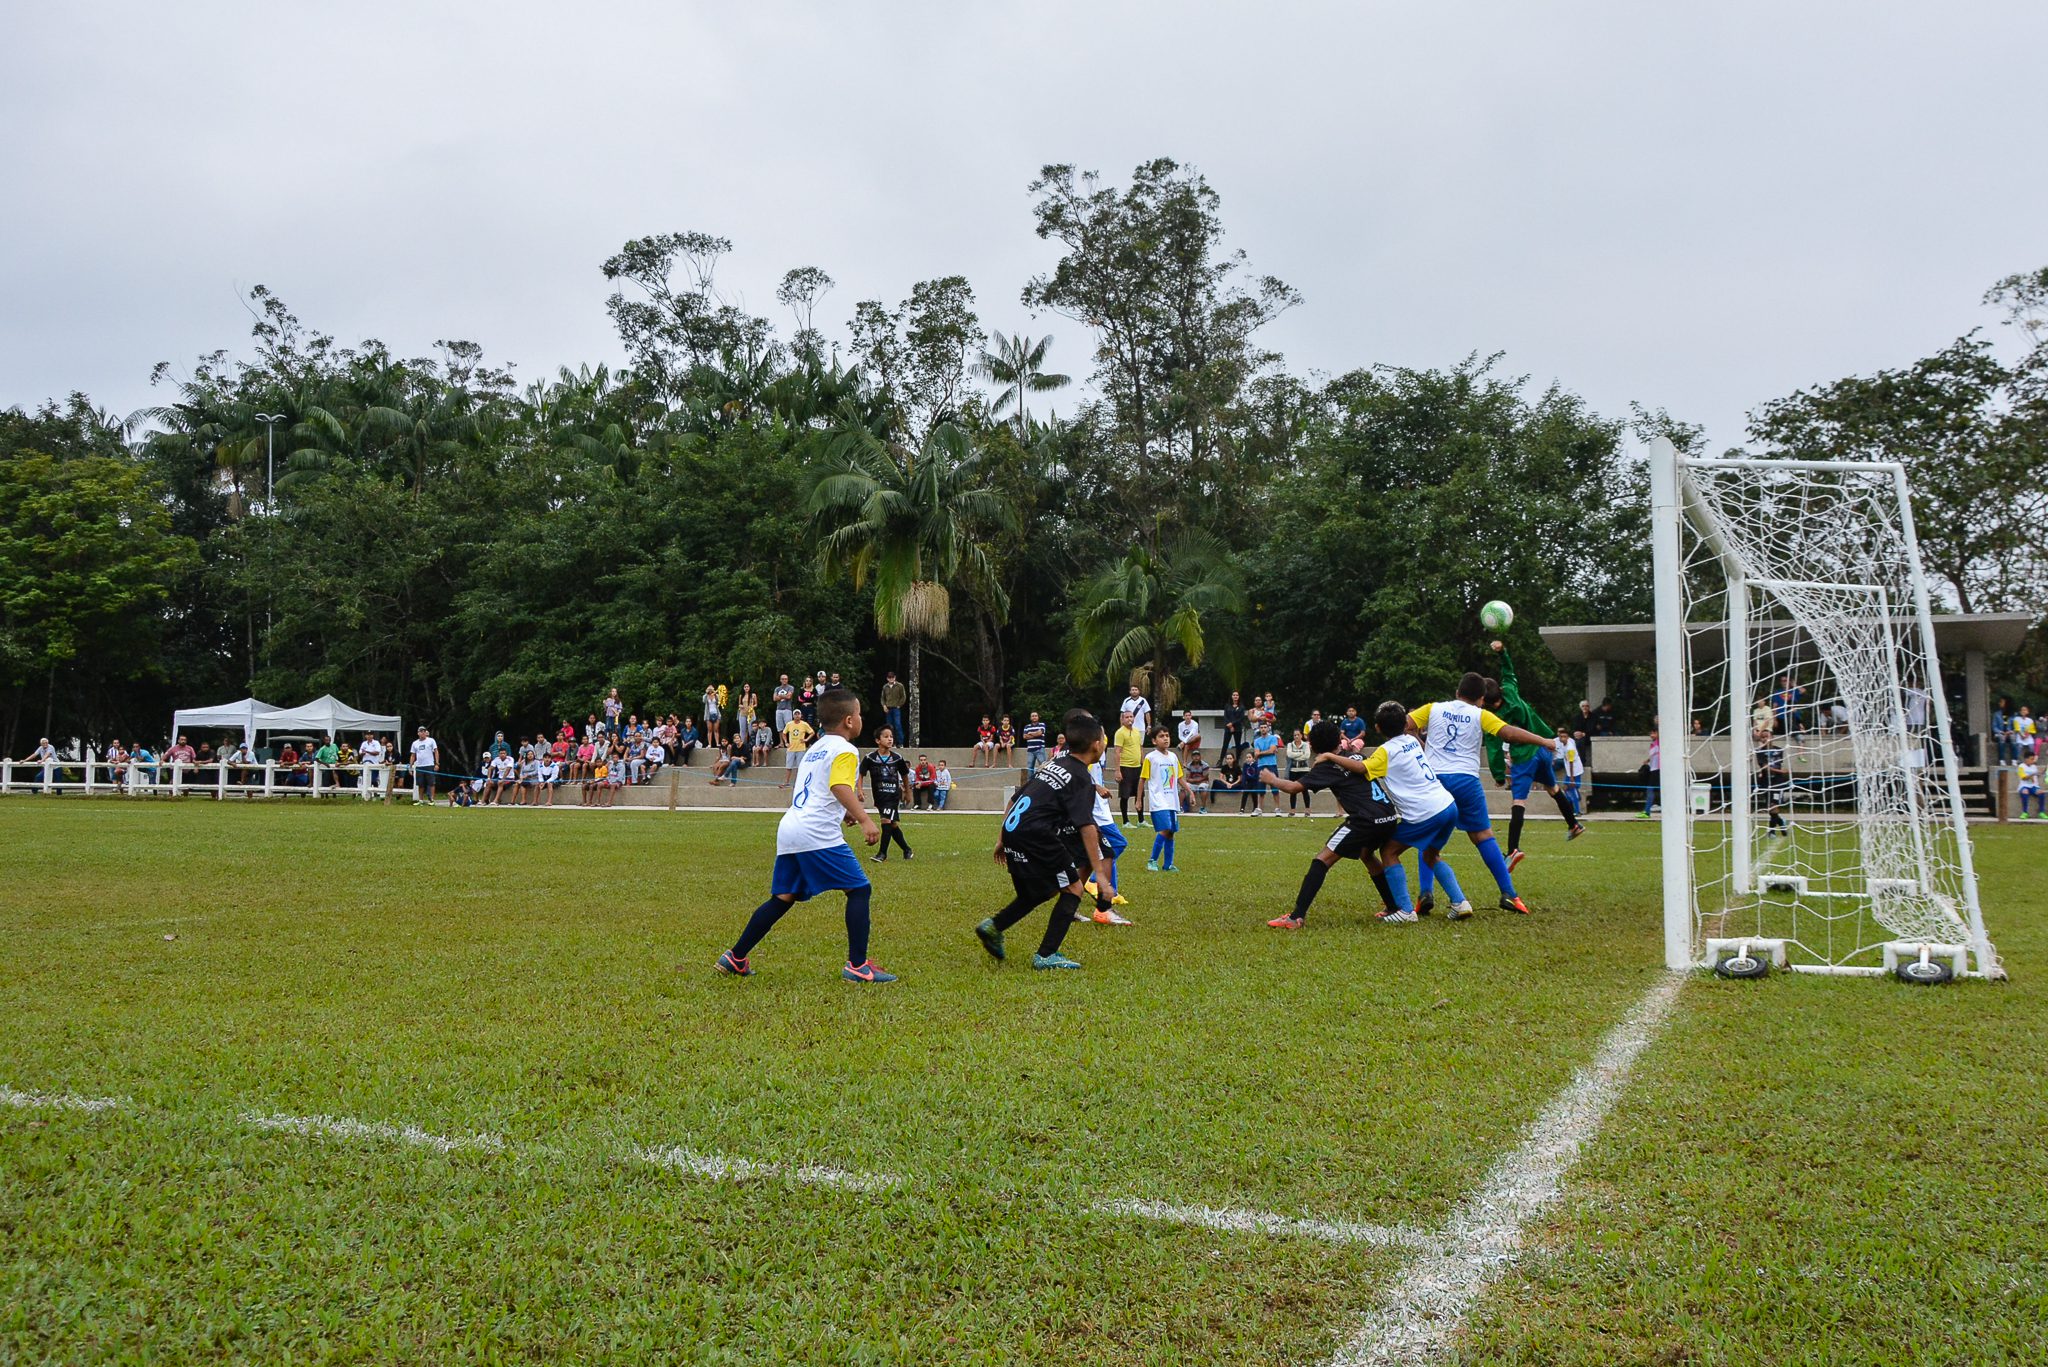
[1648, 438, 2002, 980]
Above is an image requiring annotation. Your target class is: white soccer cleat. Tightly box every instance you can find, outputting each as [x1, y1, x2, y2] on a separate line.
[1382, 908, 1419, 924]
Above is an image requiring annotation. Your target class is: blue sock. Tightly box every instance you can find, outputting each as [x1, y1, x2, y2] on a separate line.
[1151, 834, 1164, 862]
[1418, 858, 1435, 899]
[732, 895, 792, 958]
[1162, 837, 1175, 868]
[1107, 855, 1118, 890]
[1384, 863, 1412, 912]
[1429, 856, 1466, 906]
[1476, 836, 1516, 896]
[843, 884, 872, 965]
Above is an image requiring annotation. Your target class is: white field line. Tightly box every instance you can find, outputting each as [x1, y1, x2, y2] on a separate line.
[241, 1111, 506, 1154]
[1326, 971, 1687, 1367]
[631, 1143, 902, 1193]
[1, 1085, 127, 1113]
[1093, 1198, 1438, 1252]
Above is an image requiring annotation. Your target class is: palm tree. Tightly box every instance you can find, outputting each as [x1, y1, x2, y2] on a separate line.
[1067, 529, 1247, 719]
[807, 415, 1015, 745]
[978, 332, 1070, 439]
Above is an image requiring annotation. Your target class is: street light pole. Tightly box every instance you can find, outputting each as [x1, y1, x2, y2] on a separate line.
[254, 413, 282, 511]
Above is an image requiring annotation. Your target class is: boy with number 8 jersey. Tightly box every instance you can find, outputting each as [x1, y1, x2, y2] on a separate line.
[714, 688, 897, 983]
[977, 712, 1121, 971]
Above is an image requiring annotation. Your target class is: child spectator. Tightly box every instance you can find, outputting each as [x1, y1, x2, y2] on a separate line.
[781, 712, 815, 789]
[932, 759, 954, 810]
[974, 715, 997, 767]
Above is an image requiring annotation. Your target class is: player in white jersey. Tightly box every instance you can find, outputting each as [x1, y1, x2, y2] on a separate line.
[712, 688, 896, 983]
[1074, 707, 1133, 922]
[1408, 672, 1557, 915]
[1140, 727, 1195, 872]
[1313, 701, 1473, 922]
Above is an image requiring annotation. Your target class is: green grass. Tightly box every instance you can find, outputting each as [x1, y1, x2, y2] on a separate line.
[1, 800, 2040, 1363]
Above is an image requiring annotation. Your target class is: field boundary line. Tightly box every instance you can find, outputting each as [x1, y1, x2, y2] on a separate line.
[1, 1085, 127, 1113]
[242, 1110, 506, 1153]
[1093, 1198, 1438, 1251]
[1326, 971, 1687, 1367]
[631, 1142, 903, 1192]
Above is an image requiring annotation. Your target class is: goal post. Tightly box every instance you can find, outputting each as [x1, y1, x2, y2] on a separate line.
[1649, 437, 2003, 980]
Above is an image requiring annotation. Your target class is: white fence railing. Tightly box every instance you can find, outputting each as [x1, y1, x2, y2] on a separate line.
[0, 755, 413, 801]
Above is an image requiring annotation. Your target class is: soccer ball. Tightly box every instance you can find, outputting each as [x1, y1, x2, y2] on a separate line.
[1480, 600, 1514, 631]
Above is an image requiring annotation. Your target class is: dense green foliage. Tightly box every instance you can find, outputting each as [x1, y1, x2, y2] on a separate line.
[2, 160, 2041, 759]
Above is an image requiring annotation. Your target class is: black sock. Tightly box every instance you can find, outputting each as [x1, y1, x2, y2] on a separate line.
[1368, 865, 1394, 911]
[887, 825, 911, 857]
[1293, 861, 1329, 919]
[844, 884, 871, 965]
[1038, 892, 1082, 957]
[1552, 790, 1578, 825]
[992, 892, 1044, 933]
[1508, 807, 1526, 853]
[733, 896, 792, 958]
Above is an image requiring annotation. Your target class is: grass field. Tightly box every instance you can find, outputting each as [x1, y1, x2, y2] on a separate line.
[2, 799, 2043, 1364]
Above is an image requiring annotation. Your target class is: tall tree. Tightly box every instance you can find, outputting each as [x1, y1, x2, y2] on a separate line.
[1066, 528, 1246, 719]
[1024, 159, 1299, 537]
[807, 417, 1014, 744]
[977, 331, 1070, 438]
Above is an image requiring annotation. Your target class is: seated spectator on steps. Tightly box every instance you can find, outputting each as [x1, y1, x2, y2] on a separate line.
[931, 759, 953, 809]
[913, 754, 937, 809]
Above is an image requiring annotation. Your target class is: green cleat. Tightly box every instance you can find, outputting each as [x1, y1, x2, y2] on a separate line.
[975, 918, 1005, 961]
[1031, 952, 1082, 970]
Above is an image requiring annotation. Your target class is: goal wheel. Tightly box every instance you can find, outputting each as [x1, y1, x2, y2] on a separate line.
[1894, 957, 1954, 987]
[1714, 952, 1770, 980]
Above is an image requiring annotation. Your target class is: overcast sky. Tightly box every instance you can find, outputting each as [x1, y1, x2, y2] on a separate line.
[5, 1, 2044, 451]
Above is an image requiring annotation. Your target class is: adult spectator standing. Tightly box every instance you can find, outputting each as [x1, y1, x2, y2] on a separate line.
[1221, 691, 1247, 761]
[410, 727, 440, 804]
[880, 671, 908, 745]
[1250, 719, 1282, 815]
[1022, 711, 1050, 773]
[1993, 696, 2016, 764]
[1772, 672, 1806, 735]
[772, 674, 796, 739]
[23, 737, 56, 791]
[701, 684, 723, 748]
[1572, 700, 1595, 778]
[736, 685, 758, 742]
[780, 710, 814, 788]
[603, 687, 624, 734]
[314, 735, 341, 792]
[488, 730, 512, 758]
[358, 732, 387, 801]
[1284, 728, 1312, 815]
[1112, 709, 1145, 824]
[1123, 682, 1151, 737]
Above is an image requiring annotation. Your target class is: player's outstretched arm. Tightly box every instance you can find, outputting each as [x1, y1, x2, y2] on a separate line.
[1313, 752, 1369, 775]
[1262, 772, 1306, 794]
[1494, 722, 1552, 750]
[832, 782, 880, 844]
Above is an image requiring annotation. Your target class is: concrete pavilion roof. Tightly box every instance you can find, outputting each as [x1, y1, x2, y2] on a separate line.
[1538, 613, 2034, 664]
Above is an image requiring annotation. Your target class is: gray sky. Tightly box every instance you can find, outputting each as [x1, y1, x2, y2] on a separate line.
[5, 1, 2044, 450]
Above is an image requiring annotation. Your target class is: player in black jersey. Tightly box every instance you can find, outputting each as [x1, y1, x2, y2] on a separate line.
[859, 727, 914, 861]
[1256, 720, 1401, 928]
[975, 712, 1119, 971]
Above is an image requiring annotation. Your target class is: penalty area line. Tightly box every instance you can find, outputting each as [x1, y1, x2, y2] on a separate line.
[1092, 1198, 1438, 1252]
[1326, 971, 1687, 1367]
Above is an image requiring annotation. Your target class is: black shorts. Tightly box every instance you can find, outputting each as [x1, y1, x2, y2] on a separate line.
[1004, 842, 1083, 902]
[1326, 818, 1396, 861]
[875, 796, 902, 822]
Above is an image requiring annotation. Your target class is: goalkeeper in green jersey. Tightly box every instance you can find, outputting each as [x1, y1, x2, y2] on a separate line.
[1482, 640, 1587, 868]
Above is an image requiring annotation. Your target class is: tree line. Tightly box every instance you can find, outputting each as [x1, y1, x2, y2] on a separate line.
[3, 160, 2043, 764]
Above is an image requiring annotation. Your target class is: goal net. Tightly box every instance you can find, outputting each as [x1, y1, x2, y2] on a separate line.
[1648, 441, 2001, 978]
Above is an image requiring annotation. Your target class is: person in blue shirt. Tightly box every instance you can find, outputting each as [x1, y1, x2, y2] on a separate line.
[1338, 706, 1368, 746]
[1249, 720, 1282, 815]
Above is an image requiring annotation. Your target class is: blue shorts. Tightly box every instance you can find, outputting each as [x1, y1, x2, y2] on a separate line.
[770, 845, 870, 901]
[1437, 772, 1493, 834]
[1510, 751, 1557, 801]
[1097, 821, 1128, 859]
[1392, 804, 1459, 853]
[1150, 809, 1180, 834]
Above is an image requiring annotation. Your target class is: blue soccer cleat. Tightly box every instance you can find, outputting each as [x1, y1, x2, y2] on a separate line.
[843, 959, 898, 983]
[715, 950, 753, 977]
[1032, 952, 1082, 970]
[975, 918, 1006, 961]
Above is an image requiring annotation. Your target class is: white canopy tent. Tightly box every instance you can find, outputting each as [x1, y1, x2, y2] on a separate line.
[254, 695, 402, 739]
[169, 697, 284, 750]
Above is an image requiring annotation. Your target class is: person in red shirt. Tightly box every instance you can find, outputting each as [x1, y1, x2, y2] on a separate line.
[912, 755, 938, 809]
